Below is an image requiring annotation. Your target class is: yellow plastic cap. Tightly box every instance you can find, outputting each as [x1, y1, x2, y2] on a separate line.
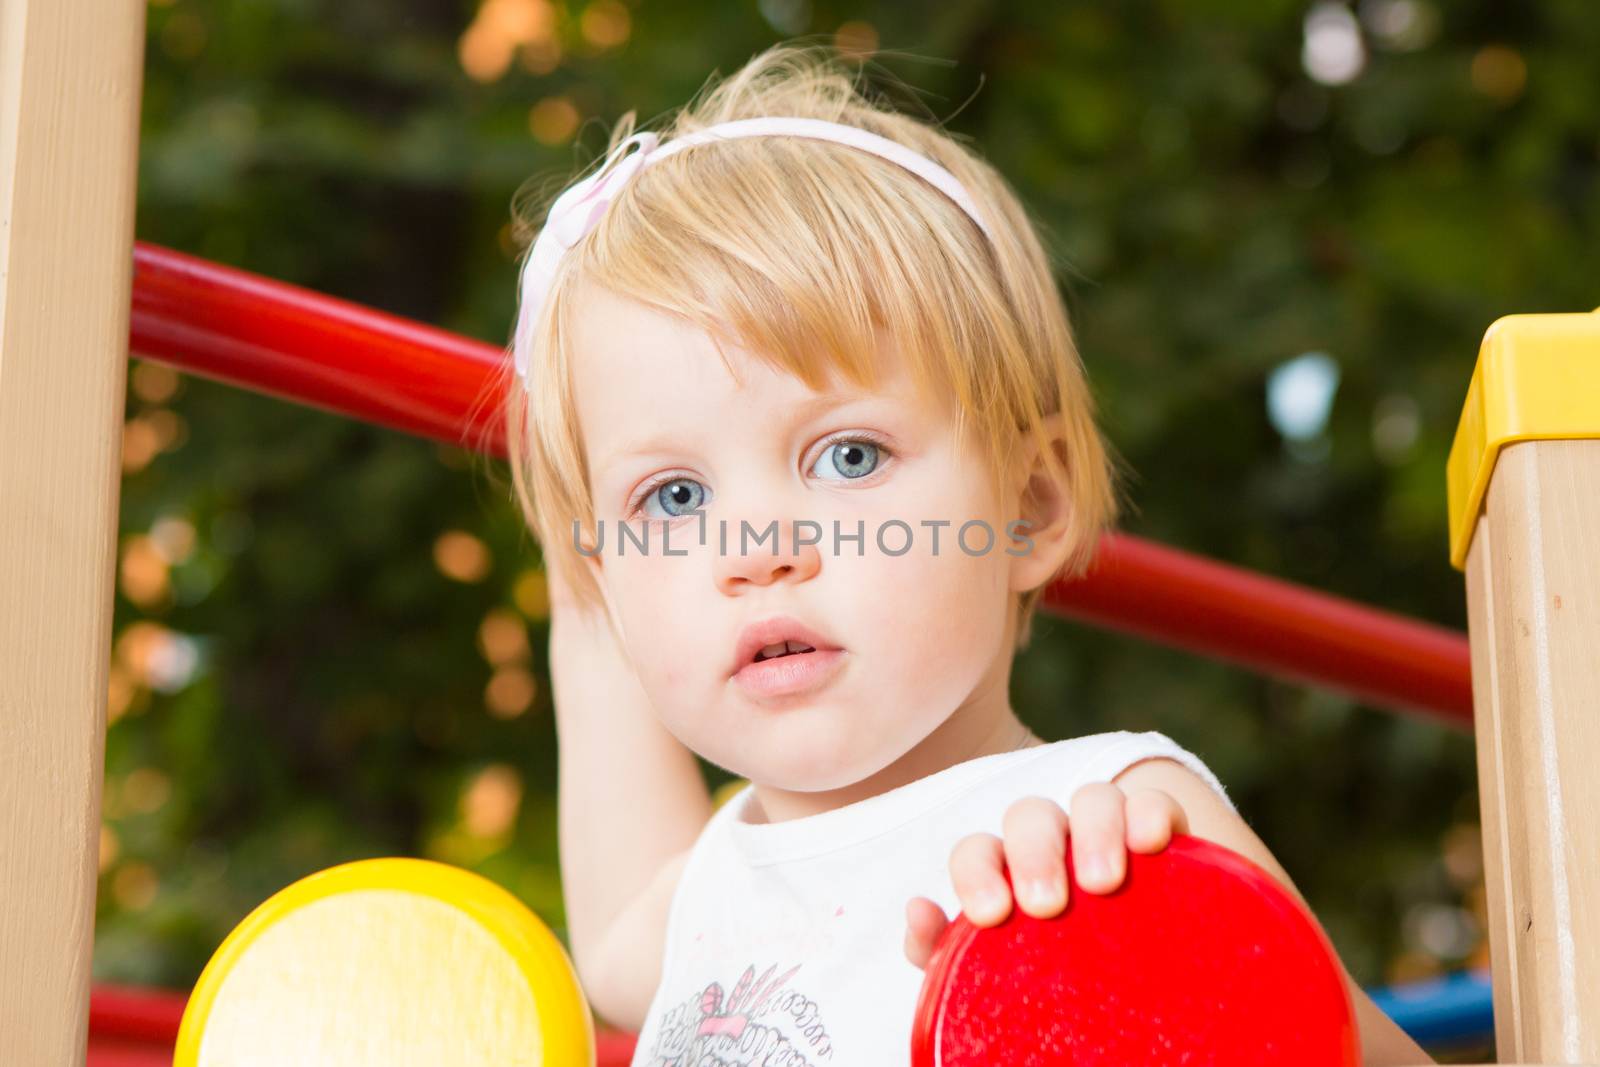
[1446, 308, 1600, 571]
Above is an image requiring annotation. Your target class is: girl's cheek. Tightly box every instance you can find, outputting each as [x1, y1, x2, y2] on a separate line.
[628, 561, 703, 686]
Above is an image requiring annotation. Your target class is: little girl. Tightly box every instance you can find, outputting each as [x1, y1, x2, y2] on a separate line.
[503, 42, 1430, 1066]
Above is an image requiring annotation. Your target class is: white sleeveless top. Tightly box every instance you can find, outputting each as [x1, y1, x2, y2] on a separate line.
[624, 730, 1237, 1066]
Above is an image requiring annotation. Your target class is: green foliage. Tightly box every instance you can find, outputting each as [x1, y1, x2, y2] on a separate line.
[107, 3, 1597, 1054]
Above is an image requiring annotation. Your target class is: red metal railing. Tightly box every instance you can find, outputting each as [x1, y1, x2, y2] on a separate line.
[1048, 536, 1470, 727]
[130, 243, 507, 454]
[128, 240, 1474, 728]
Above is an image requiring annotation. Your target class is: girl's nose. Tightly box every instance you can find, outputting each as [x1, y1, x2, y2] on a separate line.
[713, 516, 823, 594]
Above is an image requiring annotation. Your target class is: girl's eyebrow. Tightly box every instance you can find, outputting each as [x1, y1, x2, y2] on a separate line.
[598, 391, 875, 474]
[786, 389, 873, 423]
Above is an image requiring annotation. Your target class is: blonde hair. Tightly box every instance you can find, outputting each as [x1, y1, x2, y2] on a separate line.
[503, 42, 1124, 649]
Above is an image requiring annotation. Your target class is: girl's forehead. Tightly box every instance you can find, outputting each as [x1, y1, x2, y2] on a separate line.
[583, 362, 917, 467]
[569, 281, 934, 414]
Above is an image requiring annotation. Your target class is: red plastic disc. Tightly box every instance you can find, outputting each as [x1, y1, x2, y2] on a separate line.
[911, 834, 1359, 1066]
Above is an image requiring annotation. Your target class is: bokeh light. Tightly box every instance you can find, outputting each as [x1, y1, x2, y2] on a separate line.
[479, 608, 531, 665]
[1302, 3, 1366, 86]
[130, 362, 181, 404]
[461, 764, 523, 838]
[1267, 352, 1342, 443]
[434, 530, 492, 583]
[580, 1, 631, 51]
[120, 536, 171, 607]
[529, 96, 581, 145]
[513, 568, 550, 620]
[112, 861, 160, 911]
[833, 20, 877, 61]
[486, 666, 538, 719]
[459, 0, 556, 82]
[1471, 45, 1527, 106]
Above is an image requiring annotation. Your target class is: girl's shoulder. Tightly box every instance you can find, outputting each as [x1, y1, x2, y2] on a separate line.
[700, 729, 1235, 870]
[1008, 729, 1237, 815]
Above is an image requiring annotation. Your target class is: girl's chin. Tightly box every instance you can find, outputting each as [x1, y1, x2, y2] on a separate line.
[674, 701, 930, 791]
[726, 745, 904, 797]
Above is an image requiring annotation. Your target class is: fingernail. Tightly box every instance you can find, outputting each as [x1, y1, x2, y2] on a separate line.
[1081, 856, 1110, 887]
[1023, 878, 1065, 913]
[973, 890, 1008, 921]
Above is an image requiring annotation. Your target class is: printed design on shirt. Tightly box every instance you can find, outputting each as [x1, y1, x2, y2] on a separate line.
[643, 961, 835, 1065]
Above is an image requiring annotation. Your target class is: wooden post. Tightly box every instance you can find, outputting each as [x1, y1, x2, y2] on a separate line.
[1448, 311, 1600, 1063]
[0, 1, 146, 1064]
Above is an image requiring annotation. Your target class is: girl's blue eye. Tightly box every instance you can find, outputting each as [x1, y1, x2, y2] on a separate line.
[641, 477, 708, 519]
[813, 439, 880, 480]
[634, 437, 884, 517]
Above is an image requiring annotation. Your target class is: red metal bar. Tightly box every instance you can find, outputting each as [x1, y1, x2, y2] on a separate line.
[87, 984, 187, 1042]
[1047, 536, 1472, 728]
[126, 240, 1473, 727]
[130, 242, 508, 455]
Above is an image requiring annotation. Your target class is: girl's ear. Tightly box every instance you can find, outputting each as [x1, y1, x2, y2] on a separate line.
[1006, 412, 1075, 596]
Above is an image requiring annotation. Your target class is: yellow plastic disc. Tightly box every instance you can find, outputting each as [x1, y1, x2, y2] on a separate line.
[173, 857, 593, 1067]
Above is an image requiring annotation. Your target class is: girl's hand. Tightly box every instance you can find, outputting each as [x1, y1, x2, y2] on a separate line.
[904, 783, 1189, 969]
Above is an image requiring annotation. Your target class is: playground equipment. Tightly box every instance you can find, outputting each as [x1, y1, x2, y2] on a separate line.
[173, 859, 593, 1066]
[2, 4, 1597, 1063]
[912, 834, 1360, 1067]
[167, 833, 1359, 1066]
[1443, 310, 1600, 1063]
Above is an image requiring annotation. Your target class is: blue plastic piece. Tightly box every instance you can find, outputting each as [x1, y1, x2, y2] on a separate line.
[1367, 968, 1493, 1046]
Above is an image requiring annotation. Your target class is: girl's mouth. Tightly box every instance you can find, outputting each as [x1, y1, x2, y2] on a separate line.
[728, 615, 842, 679]
[754, 640, 816, 662]
[734, 645, 847, 700]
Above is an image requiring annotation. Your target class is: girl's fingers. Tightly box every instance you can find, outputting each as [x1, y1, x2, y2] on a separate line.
[1125, 788, 1188, 853]
[941, 789, 1186, 951]
[1069, 783, 1128, 894]
[1000, 796, 1071, 918]
[949, 832, 1011, 926]
[904, 896, 950, 970]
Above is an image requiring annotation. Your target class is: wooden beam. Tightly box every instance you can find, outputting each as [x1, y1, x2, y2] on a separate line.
[1450, 312, 1600, 1062]
[1466, 441, 1600, 1061]
[0, 1, 146, 1064]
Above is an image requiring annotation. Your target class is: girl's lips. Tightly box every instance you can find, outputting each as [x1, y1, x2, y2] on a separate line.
[732, 648, 847, 700]
[729, 614, 842, 678]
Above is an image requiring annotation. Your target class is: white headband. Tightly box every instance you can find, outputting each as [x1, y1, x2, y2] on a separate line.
[510, 116, 995, 389]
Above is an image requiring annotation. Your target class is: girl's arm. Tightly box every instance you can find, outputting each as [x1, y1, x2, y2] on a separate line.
[546, 564, 713, 1027]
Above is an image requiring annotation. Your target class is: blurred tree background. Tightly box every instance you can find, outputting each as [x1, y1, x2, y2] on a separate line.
[102, 0, 1597, 1058]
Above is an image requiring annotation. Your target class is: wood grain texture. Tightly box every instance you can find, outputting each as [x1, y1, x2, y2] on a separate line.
[1465, 440, 1600, 1063]
[0, 1, 145, 1063]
